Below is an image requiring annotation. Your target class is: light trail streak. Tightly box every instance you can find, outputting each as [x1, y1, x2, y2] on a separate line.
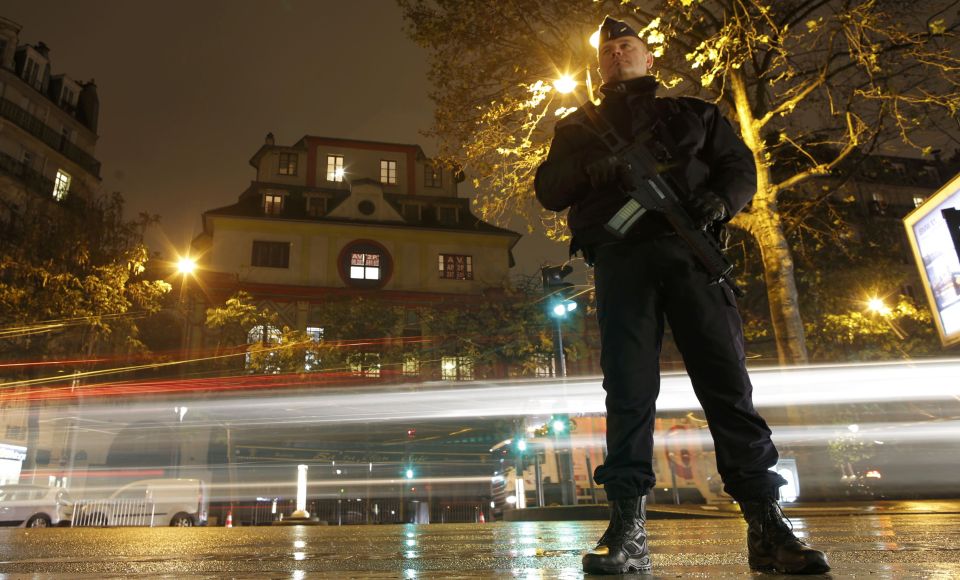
[535, 420, 960, 452]
[0, 337, 437, 393]
[13, 359, 960, 429]
[0, 358, 108, 368]
[0, 310, 151, 338]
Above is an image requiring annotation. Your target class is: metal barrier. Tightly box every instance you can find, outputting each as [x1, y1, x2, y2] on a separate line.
[71, 498, 157, 527]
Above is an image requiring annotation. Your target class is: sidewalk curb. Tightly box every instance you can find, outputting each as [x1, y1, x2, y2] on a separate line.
[502, 502, 960, 522]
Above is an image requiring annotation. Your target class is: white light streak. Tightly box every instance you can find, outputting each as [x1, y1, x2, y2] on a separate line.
[40, 359, 960, 427]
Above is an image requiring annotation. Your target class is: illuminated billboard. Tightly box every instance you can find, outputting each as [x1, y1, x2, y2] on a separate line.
[903, 171, 960, 347]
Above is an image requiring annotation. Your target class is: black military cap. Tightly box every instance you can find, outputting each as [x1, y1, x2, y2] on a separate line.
[598, 15, 641, 44]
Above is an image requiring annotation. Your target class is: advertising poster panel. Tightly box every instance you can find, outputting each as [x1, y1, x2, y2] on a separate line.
[903, 172, 960, 346]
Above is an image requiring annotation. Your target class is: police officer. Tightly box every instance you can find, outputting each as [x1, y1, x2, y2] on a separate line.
[534, 16, 829, 576]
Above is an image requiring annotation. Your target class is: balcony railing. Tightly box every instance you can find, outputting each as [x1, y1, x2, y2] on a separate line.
[0, 97, 101, 178]
[0, 149, 55, 199]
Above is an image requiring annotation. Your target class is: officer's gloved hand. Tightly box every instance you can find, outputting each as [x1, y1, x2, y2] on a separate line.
[583, 153, 632, 191]
[684, 191, 728, 229]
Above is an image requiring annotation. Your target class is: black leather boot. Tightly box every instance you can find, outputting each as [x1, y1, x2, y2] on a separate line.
[582, 496, 652, 575]
[740, 498, 830, 574]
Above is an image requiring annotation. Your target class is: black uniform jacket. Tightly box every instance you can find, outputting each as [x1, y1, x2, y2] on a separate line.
[534, 75, 758, 250]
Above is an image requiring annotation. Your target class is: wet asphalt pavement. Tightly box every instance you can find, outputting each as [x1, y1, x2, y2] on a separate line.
[1, 514, 958, 578]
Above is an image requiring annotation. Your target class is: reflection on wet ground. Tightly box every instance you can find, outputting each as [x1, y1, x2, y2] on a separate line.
[1, 513, 958, 578]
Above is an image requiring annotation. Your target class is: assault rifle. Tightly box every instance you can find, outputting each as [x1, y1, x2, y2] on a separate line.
[577, 102, 744, 297]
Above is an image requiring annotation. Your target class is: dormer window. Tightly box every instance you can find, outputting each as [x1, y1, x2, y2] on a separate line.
[326, 155, 344, 182]
[23, 58, 42, 89]
[437, 206, 459, 225]
[263, 193, 283, 216]
[425, 164, 442, 188]
[306, 196, 328, 217]
[380, 160, 397, 184]
[61, 87, 76, 109]
[401, 203, 421, 222]
[278, 152, 298, 176]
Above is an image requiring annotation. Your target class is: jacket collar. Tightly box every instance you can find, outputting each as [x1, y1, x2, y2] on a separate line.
[599, 75, 659, 99]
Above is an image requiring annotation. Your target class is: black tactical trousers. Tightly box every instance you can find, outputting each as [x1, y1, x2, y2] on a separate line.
[590, 235, 786, 501]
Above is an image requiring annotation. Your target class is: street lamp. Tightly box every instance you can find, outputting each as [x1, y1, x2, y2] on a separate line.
[177, 257, 196, 275]
[866, 297, 891, 316]
[865, 296, 906, 339]
[552, 75, 577, 94]
[175, 254, 199, 363]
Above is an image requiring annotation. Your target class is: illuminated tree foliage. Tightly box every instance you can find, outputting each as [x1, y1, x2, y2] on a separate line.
[416, 280, 574, 378]
[399, 0, 960, 363]
[204, 282, 573, 379]
[0, 192, 170, 367]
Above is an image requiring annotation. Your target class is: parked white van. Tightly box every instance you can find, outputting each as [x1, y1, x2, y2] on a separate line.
[74, 478, 208, 527]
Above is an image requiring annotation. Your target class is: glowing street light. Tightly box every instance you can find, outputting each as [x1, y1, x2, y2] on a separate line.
[177, 257, 196, 275]
[867, 297, 891, 316]
[553, 75, 577, 94]
[865, 296, 905, 338]
[551, 301, 577, 317]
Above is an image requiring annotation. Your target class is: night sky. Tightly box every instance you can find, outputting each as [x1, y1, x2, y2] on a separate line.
[5, 0, 567, 277]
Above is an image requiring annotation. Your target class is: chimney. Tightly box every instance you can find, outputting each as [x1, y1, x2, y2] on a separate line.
[77, 79, 99, 133]
[265, 132, 275, 146]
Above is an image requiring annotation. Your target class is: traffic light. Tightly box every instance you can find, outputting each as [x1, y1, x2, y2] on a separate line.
[541, 264, 574, 294]
[542, 264, 577, 318]
[547, 415, 574, 435]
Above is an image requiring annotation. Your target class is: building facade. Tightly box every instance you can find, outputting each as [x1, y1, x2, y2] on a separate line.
[0, 16, 100, 222]
[0, 16, 103, 488]
[187, 133, 522, 380]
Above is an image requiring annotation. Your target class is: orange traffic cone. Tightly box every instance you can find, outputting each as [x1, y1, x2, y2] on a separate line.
[478, 511, 485, 524]
[225, 511, 233, 527]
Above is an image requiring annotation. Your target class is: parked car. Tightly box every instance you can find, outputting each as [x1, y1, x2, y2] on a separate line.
[74, 478, 207, 527]
[0, 484, 73, 528]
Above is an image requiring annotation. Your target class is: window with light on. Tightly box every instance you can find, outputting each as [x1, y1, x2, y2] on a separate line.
[402, 356, 420, 377]
[349, 352, 381, 378]
[350, 252, 381, 280]
[326, 155, 345, 182]
[441, 356, 474, 381]
[263, 193, 283, 215]
[380, 160, 397, 184]
[438, 254, 473, 280]
[52, 170, 71, 201]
